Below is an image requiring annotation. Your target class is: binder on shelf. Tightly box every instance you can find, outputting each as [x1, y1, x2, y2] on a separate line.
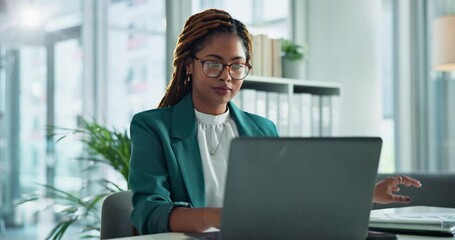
[240, 89, 257, 114]
[278, 92, 289, 136]
[300, 93, 312, 137]
[321, 95, 332, 137]
[311, 94, 321, 137]
[266, 92, 279, 128]
[256, 91, 267, 118]
[232, 93, 242, 109]
[291, 94, 302, 136]
[331, 95, 340, 136]
[238, 75, 341, 138]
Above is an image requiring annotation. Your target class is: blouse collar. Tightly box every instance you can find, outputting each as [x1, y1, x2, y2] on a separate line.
[194, 108, 230, 125]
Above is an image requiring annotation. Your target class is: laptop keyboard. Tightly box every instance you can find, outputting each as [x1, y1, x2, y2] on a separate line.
[184, 231, 220, 240]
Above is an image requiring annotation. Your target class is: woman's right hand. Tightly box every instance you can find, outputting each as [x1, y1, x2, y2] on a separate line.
[204, 208, 222, 229]
[170, 207, 222, 232]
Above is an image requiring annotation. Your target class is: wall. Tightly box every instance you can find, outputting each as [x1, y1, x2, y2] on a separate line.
[306, 0, 383, 136]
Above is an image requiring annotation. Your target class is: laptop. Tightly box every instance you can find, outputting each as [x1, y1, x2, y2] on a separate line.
[188, 137, 382, 240]
[369, 206, 455, 237]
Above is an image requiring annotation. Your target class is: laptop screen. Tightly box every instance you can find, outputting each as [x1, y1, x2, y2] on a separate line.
[220, 137, 382, 240]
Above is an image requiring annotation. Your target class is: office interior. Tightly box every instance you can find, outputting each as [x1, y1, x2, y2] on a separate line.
[0, 0, 454, 239]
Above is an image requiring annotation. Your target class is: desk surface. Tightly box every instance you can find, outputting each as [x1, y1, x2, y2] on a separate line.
[108, 232, 454, 240]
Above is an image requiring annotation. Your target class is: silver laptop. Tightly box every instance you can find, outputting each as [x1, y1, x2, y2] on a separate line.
[220, 137, 382, 240]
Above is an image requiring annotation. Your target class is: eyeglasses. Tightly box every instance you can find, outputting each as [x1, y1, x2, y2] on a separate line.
[192, 56, 252, 80]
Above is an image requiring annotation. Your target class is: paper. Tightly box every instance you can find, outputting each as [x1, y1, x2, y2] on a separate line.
[369, 206, 455, 235]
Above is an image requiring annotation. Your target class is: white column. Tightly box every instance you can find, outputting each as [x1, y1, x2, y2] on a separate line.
[306, 0, 383, 136]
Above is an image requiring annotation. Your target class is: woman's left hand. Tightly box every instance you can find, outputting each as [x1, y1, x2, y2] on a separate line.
[373, 175, 422, 204]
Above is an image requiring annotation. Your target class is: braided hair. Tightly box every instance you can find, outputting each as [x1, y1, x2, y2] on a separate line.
[158, 9, 252, 108]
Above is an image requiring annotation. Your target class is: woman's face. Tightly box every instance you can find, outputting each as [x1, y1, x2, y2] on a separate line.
[188, 33, 247, 115]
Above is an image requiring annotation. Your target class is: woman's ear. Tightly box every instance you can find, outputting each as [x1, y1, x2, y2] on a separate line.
[185, 58, 193, 74]
[186, 64, 192, 74]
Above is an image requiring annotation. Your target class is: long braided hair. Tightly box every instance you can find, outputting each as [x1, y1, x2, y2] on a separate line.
[158, 9, 252, 108]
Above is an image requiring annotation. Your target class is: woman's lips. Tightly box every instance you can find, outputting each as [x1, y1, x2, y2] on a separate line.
[213, 86, 231, 95]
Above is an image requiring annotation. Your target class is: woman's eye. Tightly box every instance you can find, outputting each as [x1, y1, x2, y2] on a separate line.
[231, 64, 245, 71]
[206, 62, 221, 68]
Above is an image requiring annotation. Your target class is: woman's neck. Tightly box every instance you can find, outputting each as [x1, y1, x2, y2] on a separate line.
[193, 101, 227, 115]
[194, 105, 227, 116]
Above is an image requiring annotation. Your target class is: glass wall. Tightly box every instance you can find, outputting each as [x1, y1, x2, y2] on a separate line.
[0, 46, 49, 228]
[1, 0, 169, 237]
[192, 0, 291, 39]
[107, 0, 166, 130]
[102, 0, 167, 188]
[427, 0, 455, 172]
[381, 0, 455, 173]
[18, 47, 47, 197]
[53, 39, 84, 191]
[0, 0, 84, 232]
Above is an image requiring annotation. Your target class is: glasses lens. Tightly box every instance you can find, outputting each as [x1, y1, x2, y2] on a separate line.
[201, 60, 250, 80]
[229, 63, 248, 79]
[203, 61, 223, 77]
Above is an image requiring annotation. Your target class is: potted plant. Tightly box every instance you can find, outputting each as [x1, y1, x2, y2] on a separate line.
[18, 118, 131, 240]
[281, 39, 308, 79]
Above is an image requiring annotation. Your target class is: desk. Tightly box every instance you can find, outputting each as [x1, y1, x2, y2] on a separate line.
[108, 232, 454, 240]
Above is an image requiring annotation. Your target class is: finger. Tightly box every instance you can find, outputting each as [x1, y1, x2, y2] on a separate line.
[391, 186, 400, 192]
[400, 175, 422, 188]
[385, 176, 400, 185]
[391, 194, 412, 203]
[401, 175, 419, 182]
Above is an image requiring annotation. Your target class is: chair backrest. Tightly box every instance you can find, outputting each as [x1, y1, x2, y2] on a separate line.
[100, 190, 134, 239]
[373, 173, 455, 209]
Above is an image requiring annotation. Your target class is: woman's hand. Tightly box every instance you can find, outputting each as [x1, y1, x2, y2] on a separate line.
[373, 175, 422, 204]
[170, 207, 222, 232]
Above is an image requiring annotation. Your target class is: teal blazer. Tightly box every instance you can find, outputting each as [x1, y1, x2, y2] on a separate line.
[128, 93, 278, 234]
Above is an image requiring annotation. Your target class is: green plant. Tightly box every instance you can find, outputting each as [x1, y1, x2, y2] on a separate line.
[72, 118, 131, 182]
[18, 118, 131, 240]
[18, 184, 112, 239]
[281, 39, 307, 61]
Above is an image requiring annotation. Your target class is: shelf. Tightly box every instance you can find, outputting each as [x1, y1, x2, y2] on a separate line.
[238, 75, 342, 137]
[243, 75, 341, 96]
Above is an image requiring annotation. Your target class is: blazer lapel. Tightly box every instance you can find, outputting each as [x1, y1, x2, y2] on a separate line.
[171, 94, 205, 207]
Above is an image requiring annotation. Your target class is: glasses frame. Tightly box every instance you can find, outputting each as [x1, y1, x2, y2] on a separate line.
[192, 56, 252, 80]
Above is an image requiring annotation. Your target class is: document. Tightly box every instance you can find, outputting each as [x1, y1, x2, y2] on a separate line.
[369, 206, 455, 236]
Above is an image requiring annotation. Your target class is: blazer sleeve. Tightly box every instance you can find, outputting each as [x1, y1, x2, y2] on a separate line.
[128, 113, 191, 234]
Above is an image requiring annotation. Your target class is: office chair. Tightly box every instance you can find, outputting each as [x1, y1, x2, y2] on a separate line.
[100, 190, 136, 239]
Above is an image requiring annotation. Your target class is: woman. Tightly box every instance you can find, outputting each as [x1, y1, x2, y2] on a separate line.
[128, 9, 421, 235]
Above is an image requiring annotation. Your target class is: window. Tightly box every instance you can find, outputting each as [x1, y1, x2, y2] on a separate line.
[0, 0, 85, 229]
[379, 0, 396, 173]
[18, 47, 47, 195]
[192, 0, 291, 39]
[53, 39, 84, 191]
[386, 0, 455, 173]
[426, 0, 455, 172]
[107, 0, 166, 130]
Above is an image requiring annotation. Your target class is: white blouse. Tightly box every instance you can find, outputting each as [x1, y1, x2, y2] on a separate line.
[194, 109, 239, 207]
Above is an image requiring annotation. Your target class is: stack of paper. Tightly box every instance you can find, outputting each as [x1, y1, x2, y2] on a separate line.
[369, 206, 455, 236]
